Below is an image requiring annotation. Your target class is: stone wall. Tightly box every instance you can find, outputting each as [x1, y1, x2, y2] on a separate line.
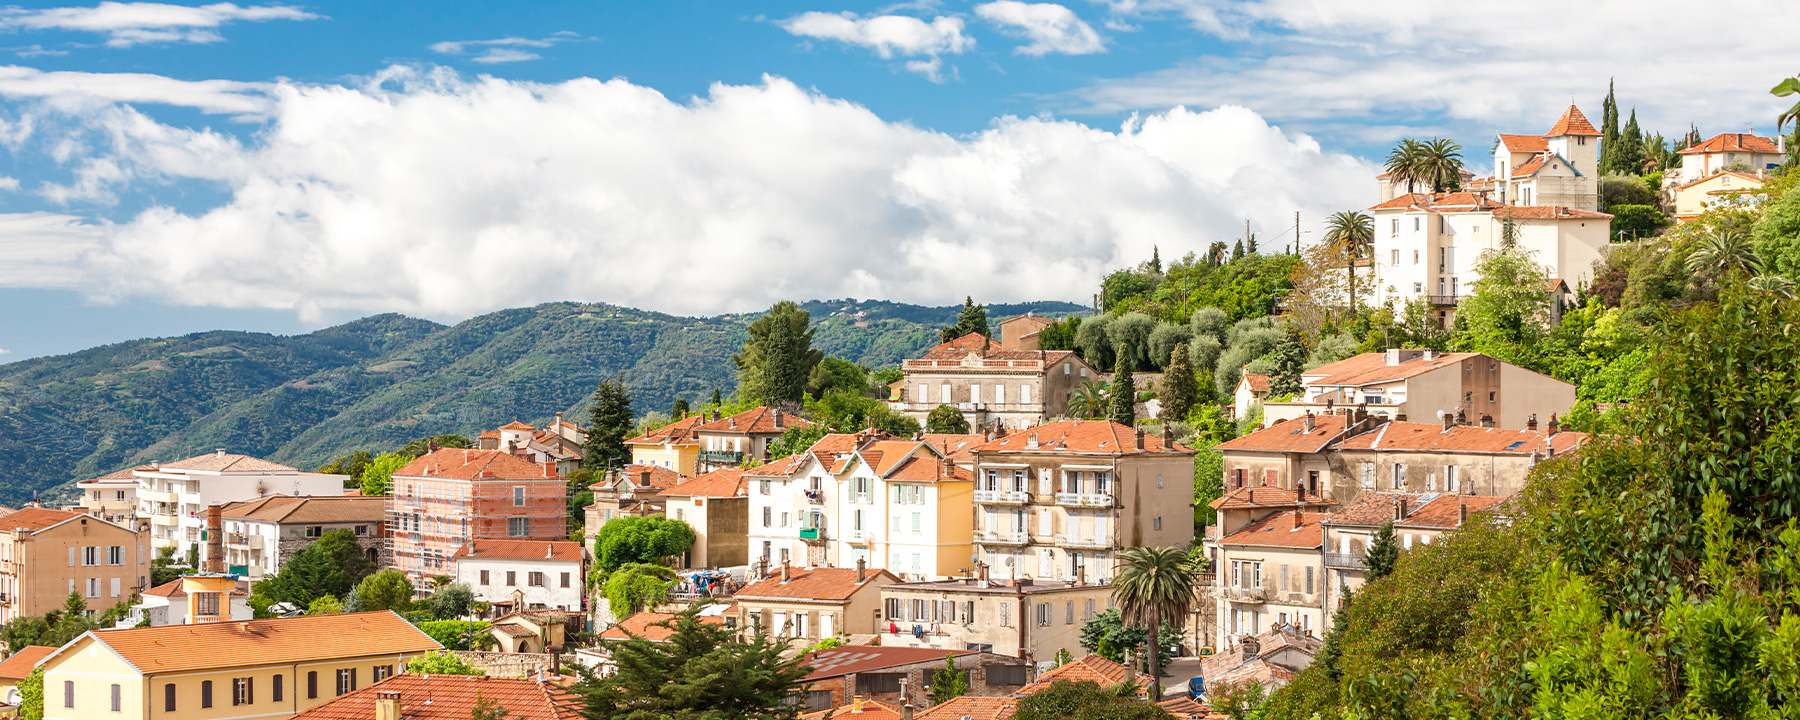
[449, 650, 557, 678]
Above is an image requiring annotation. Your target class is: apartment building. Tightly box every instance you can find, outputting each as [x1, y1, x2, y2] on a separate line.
[625, 414, 706, 475]
[0, 508, 152, 624]
[36, 611, 441, 720]
[687, 407, 814, 473]
[451, 539, 584, 613]
[75, 466, 145, 524]
[877, 576, 1113, 665]
[661, 468, 749, 569]
[1668, 132, 1786, 186]
[1212, 509, 1329, 645]
[1318, 491, 1509, 612]
[890, 324, 1101, 432]
[209, 496, 387, 581]
[732, 563, 898, 640]
[131, 451, 347, 556]
[478, 415, 587, 476]
[388, 448, 567, 591]
[1263, 349, 1576, 431]
[968, 420, 1195, 583]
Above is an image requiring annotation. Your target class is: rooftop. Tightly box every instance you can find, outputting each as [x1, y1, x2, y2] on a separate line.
[736, 567, 897, 603]
[1017, 654, 1152, 696]
[1496, 133, 1549, 153]
[1679, 132, 1780, 155]
[625, 415, 706, 446]
[57, 611, 440, 675]
[920, 433, 986, 463]
[1336, 420, 1586, 456]
[1301, 351, 1478, 388]
[695, 406, 813, 435]
[395, 448, 558, 482]
[661, 467, 747, 498]
[1215, 415, 1349, 455]
[917, 696, 1019, 720]
[1209, 483, 1326, 511]
[150, 451, 299, 474]
[801, 699, 904, 720]
[218, 495, 386, 525]
[1544, 105, 1601, 137]
[974, 419, 1187, 455]
[292, 674, 580, 720]
[1216, 511, 1328, 550]
[884, 577, 1110, 596]
[801, 645, 970, 680]
[451, 539, 583, 563]
[597, 611, 726, 643]
[0, 645, 55, 680]
[0, 507, 88, 533]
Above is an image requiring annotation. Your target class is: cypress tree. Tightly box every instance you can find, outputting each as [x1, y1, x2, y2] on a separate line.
[1366, 522, 1401, 581]
[733, 301, 822, 404]
[1600, 80, 1620, 174]
[1108, 359, 1137, 426]
[1158, 343, 1198, 423]
[585, 374, 634, 470]
[1618, 109, 1644, 175]
[954, 297, 990, 339]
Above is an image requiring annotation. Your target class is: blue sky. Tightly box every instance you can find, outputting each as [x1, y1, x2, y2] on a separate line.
[0, 0, 1795, 361]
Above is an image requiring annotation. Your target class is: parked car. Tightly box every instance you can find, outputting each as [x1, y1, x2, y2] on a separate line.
[1188, 676, 1206, 700]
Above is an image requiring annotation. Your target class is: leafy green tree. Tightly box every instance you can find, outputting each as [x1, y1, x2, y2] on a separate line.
[254, 529, 376, 607]
[585, 374, 634, 470]
[1036, 314, 1082, 351]
[1112, 547, 1203, 686]
[418, 620, 493, 650]
[928, 655, 970, 705]
[1608, 204, 1669, 240]
[735, 301, 823, 405]
[307, 595, 344, 615]
[400, 434, 473, 458]
[1107, 313, 1158, 373]
[1212, 680, 1267, 720]
[926, 405, 970, 434]
[805, 356, 868, 400]
[1079, 608, 1182, 665]
[1365, 522, 1400, 582]
[17, 666, 42, 720]
[1108, 360, 1137, 427]
[573, 607, 813, 720]
[1069, 381, 1108, 419]
[427, 582, 474, 620]
[593, 516, 697, 572]
[603, 563, 678, 616]
[1264, 327, 1305, 398]
[1324, 211, 1374, 314]
[766, 425, 827, 459]
[359, 452, 409, 496]
[149, 546, 184, 587]
[1, 616, 49, 653]
[1157, 343, 1198, 423]
[1453, 239, 1551, 366]
[472, 693, 511, 720]
[1011, 680, 1171, 720]
[954, 296, 991, 339]
[351, 569, 415, 613]
[1752, 175, 1800, 277]
[406, 650, 485, 675]
[318, 449, 373, 486]
[1616, 109, 1645, 175]
[1075, 315, 1116, 371]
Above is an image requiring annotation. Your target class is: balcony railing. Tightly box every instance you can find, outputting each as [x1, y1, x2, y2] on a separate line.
[972, 489, 1031, 505]
[1325, 553, 1367, 570]
[1054, 492, 1113, 508]
[1428, 294, 1464, 307]
[975, 530, 1030, 546]
[804, 489, 825, 505]
[1220, 585, 1268, 602]
[700, 451, 745, 464]
[1053, 533, 1112, 549]
[799, 528, 824, 541]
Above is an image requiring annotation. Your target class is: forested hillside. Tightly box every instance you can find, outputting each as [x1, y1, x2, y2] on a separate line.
[0, 298, 1084, 504]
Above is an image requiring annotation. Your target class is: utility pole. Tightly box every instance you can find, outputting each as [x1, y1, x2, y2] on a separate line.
[1294, 211, 1301, 255]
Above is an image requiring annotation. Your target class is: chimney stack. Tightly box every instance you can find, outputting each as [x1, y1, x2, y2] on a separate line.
[1291, 511, 1302, 530]
[1295, 484, 1305, 503]
[1302, 411, 1316, 432]
[1479, 414, 1494, 428]
[772, 409, 784, 429]
[205, 504, 225, 574]
[1458, 501, 1469, 526]
[215, 448, 226, 458]
[780, 559, 791, 583]
[1547, 413, 1561, 437]
[1134, 429, 1145, 451]
[1455, 409, 1467, 426]
[1441, 412, 1455, 432]
[1526, 414, 1539, 431]
[1026, 433, 1039, 450]
[856, 557, 867, 583]
[1241, 634, 1261, 659]
[374, 691, 402, 720]
[1161, 423, 1174, 448]
[548, 645, 563, 676]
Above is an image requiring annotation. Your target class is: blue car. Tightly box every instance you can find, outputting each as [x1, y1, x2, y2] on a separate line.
[1188, 676, 1206, 700]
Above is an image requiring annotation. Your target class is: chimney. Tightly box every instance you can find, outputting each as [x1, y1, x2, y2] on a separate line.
[1385, 348, 1399, 366]
[1455, 409, 1467, 426]
[852, 696, 865, 714]
[374, 691, 402, 720]
[773, 409, 784, 429]
[856, 557, 867, 583]
[1399, 497, 1409, 518]
[1325, 399, 1334, 413]
[1526, 414, 1539, 431]
[548, 644, 563, 676]
[902, 696, 915, 720]
[728, 417, 737, 429]
[1479, 414, 1494, 428]
[543, 461, 556, 478]
[1547, 413, 1560, 437]
[215, 448, 226, 458]
[780, 560, 791, 583]
[1240, 635, 1261, 659]
[546, 544, 555, 559]
[1302, 411, 1316, 432]
[1441, 412, 1455, 432]
[205, 504, 225, 574]
[1295, 484, 1305, 503]
[1026, 433, 1039, 450]
[1162, 423, 1174, 448]
[1134, 429, 1146, 451]
[1291, 511, 1301, 529]
[1458, 501, 1469, 526]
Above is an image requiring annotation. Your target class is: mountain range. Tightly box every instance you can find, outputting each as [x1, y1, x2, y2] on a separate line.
[0, 298, 1086, 505]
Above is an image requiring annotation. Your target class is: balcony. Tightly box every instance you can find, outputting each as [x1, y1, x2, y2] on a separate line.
[845, 529, 869, 544]
[1054, 492, 1113, 509]
[1325, 553, 1367, 570]
[699, 451, 745, 465]
[975, 530, 1030, 546]
[227, 533, 265, 550]
[1053, 533, 1112, 549]
[973, 489, 1031, 505]
[804, 489, 825, 505]
[150, 514, 181, 527]
[1220, 585, 1268, 603]
[799, 527, 827, 543]
[1428, 294, 1464, 307]
[138, 489, 178, 504]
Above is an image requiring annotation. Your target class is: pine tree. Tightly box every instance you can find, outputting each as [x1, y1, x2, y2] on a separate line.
[734, 301, 822, 404]
[710, 388, 723, 406]
[1158, 343, 1198, 423]
[1246, 233, 1258, 255]
[585, 374, 634, 470]
[1149, 245, 1162, 273]
[954, 297, 990, 339]
[1365, 522, 1401, 581]
[669, 397, 689, 419]
[1232, 240, 1245, 261]
[1266, 328, 1306, 398]
[572, 608, 811, 719]
[1109, 359, 1137, 426]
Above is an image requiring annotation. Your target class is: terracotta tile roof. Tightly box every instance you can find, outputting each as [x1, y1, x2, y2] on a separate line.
[451, 539, 582, 563]
[1017, 654, 1151, 695]
[1497, 133, 1548, 153]
[85, 465, 151, 483]
[598, 612, 725, 642]
[857, 440, 924, 476]
[0, 507, 84, 532]
[1679, 132, 1780, 155]
[930, 333, 1002, 353]
[1543, 105, 1601, 137]
[1326, 492, 1427, 527]
[742, 453, 808, 478]
[500, 421, 536, 431]
[64, 611, 440, 674]
[615, 464, 683, 491]
[1159, 696, 1228, 719]
[293, 673, 581, 720]
[1215, 415, 1348, 454]
[1395, 494, 1508, 530]
[921, 433, 986, 463]
[802, 699, 905, 720]
[663, 467, 747, 498]
[395, 448, 557, 481]
[696, 407, 813, 435]
[1510, 154, 1552, 178]
[917, 695, 1018, 720]
[737, 567, 898, 603]
[0, 646, 56, 680]
[1200, 626, 1322, 680]
[155, 452, 297, 473]
[219, 495, 386, 525]
[492, 622, 538, 638]
[1674, 169, 1767, 191]
[1493, 205, 1612, 220]
[1240, 373, 1270, 393]
[801, 645, 970, 680]
[1301, 351, 1477, 388]
[479, 430, 501, 439]
[625, 415, 706, 446]
[1216, 511, 1327, 549]
[974, 419, 1185, 455]
[1369, 192, 1497, 211]
[1209, 482, 1325, 510]
[1336, 421, 1586, 455]
[884, 455, 973, 483]
[1209, 657, 1296, 688]
[141, 579, 189, 598]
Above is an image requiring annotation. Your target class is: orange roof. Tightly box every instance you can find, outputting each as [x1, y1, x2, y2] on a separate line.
[1369, 192, 1496, 212]
[1209, 482, 1325, 510]
[802, 699, 905, 720]
[921, 433, 986, 463]
[219, 495, 385, 524]
[1679, 132, 1780, 155]
[1543, 105, 1601, 137]
[857, 439, 927, 476]
[615, 464, 683, 491]
[918, 695, 1019, 720]
[396, 448, 556, 481]
[62, 611, 440, 674]
[597, 612, 725, 642]
[1510, 153, 1552, 178]
[1240, 373, 1270, 393]
[929, 333, 1002, 353]
[141, 579, 189, 598]
[1494, 205, 1612, 220]
[975, 419, 1186, 455]
[154, 452, 297, 473]
[83, 465, 151, 483]
[293, 673, 580, 720]
[451, 539, 582, 563]
[1159, 696, 1229, 719]
[478, 430, 501, 439]
[1327, 492, 1431, 527]
[802, 645, 971, 680]
[1301, 351, 1476, 388]
[885, 455, 973, 483]
[1336, 421, 1587, 456]
[1018, 654, 1152, 695]
[625, 414, 706, 446]
[695, 406, 813, 435]
[1217, 511, 1327, 549]
[0, 646, 56, 680]
[0, 507, 85, 532]
[500, 421, 537, 431]
[1496, 133, 1548, 153]
[1396, 494, 1508, 529]
[663, 467, 747, 498]
[1215, 415, 1348, 454]
[737, 567, 898, 603]
[742, 453, 808, 478]
[1675, 169, 1767, 191]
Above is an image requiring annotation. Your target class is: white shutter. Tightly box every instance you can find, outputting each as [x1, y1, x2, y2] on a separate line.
[1038, 508, 1052, 536]
[1038, 470, 1053, 495]
[1094, 513, 1108, 541]
[1039, 549, 1053, 577]
[995, 385, 1004, 404]
[971, 385, 980, 404]
[1021, 385, 1031, 404]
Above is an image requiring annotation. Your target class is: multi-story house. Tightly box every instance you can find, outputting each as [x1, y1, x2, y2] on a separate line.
[478, 414, 587, 475]
[585, 464, 683, 534]
[209, 495, 387, 581]
[694, 407, 814, 473]
[1668, 132, 1786, 187]
[74, 466, 144, 524]
[0, 508, 152, 624]
[625, 415, 706, 474]
[451, 539, 584, 614]
[36, 610, 441, 720]
[388, 448, 567, 592]
[877, 576, 1113, 664]
[131, 451, 347, 556]
[1486, 105, 1602, 211]
[1672, 170, 1768, 222]
[661, 468, 748, 569]
[1211, 509, 1329, 644]
[968, 420, 1196, 583]
[1263, 349, 1576, 431]
[890, 327, 1100, 432]
[1318, 491, 1509, 617]
[732, 562, 898, 640]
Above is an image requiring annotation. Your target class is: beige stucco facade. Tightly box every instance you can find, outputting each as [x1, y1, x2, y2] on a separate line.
[0, 513, 151, 625]
[1268, 352, 1575, 432]
[1214, 541, 1325, 646]
[1672, 171, 1766, 220]
[893, 352, 1099, 432]
[666, 494, 747, 569]
[877, 579, 1112, 665]
[734, 582, 895, 640]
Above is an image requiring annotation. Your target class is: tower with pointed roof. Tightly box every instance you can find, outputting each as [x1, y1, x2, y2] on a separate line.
[1542, 105, 1601, 209]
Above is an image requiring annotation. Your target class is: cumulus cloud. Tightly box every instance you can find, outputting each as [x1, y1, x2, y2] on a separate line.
[1073, 0, 1800, 142]
[779, 11, 972, 80]
[975, 1, 1105, 56]
[0, 68, 1371, 322]
[0, 176, 18, 190]
[0, 2, 318, 47]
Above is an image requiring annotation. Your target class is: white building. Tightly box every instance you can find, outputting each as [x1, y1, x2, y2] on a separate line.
[451, 539, 585, 614]
[115, 577, 254, 627]
[1487, 105, 1602, 211]
[1668, 132, 1786, 187]
[132, 451, 348, 557]
[211, 495, 387, 580]
[75, 466, 144, 524]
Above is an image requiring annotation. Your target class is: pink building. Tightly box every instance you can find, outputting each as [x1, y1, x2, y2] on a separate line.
[388, 449, 567, 591]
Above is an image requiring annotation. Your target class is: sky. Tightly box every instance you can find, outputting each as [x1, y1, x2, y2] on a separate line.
[0, 0, 1796, 361]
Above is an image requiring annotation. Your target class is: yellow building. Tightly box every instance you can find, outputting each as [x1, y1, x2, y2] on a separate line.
[37, 610, 441, 720]
[625, 415, 705, 475]
[1672, 170, 1766, 221]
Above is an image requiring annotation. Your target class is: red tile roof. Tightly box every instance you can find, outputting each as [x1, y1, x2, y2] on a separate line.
[1674, 170, 1767, 191]
[1017, 654, 1152, 695]
[1336, 421, 1586, 455]
[62, 611, 440, 675]
[1395, 494, 1508, 530]
[1159, 696, 1229, 719]
[597, 611, 726, 642]
[1326, 492, 1428, 527]
[1209, 483, 1325, 510]
[930, 333, 1002, 353]
[396, 448, 557, 481]
[663, 467, 747, 498]
[451, 539, 582, 563]
[737, 567, 898, 603]
[1543, 105, 1601, 137]
[219, 495, 386, 524]
[1510, 153, 1551, 178]
[742, 453, 808, 478]
[1301, 351, 1476, 388]
[1497, 133, 1548, 153]
[885, 455, 973, 483]
[917, 696, 1019, 720]
[0, 507, 85, 532]
[500, 421, 536, 431]
[802, 699, 905, 720]
[614, 464, 683, 491]
[1215, 415, 1348, 454]
[922, 433, 987, 463]
[1494, 205, 1612, 220]
[696, 406, 813, 435]
[1679, 132, 1780, 155]
[0, 646, 56, 680]
[1240, 373, 1270, 393]
[293, 673, 581, 720]
[975, 419, 1185, 455]
[625, 415, 706, 446]
[801, 645, 970, 680]
[1369, 192, 1496, 211]
[84, 465, 151, 483]
[1217, 511, 1328, 549]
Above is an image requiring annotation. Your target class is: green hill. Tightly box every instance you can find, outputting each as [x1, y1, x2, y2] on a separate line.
[0, 299, 1086, 504]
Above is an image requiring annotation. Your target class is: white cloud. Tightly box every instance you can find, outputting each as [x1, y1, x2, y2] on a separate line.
[0, 65, 271, 115]
[1073, 0, 1800, 143]
[779, 11, 974, 78]
[471, 48, 539, 64]
[0, 211, 100, 287]
[4, 67, 1372, 323]
[0, 176, 19, 190]
[975, 1, 1105, 56]
[0, 2, 318, 47]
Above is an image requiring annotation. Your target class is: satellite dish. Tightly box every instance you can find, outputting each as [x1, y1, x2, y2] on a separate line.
[970, 553, 979, 564]
[1004, 557, 1016, 567]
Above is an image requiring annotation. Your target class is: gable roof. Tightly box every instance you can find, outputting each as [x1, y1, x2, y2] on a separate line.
[1017, 654, 1152, 696]
[1494, 205, 1612, 219]
[885, 455, 973, 484]
[1159, 696, 1229, 719]
[292, 673, 581, 720]
[1511, 153, 1552, 177]
[1369, 192, 1496, 212]
[1544, 105, 1601, 137]
[662, 467, 747, 498]
[1239, 373, 1271, 394]
[1496, 133, 1548, 153]
[57, 611, 439, 675]
[218, 495, 386, 525]
[1215, 415, 1348, 455]
[625, 415, 706, 446]
[1675, 169, 1768, 191]
[1395, 494, 1509, 530]
[451, 539, 582, 563]
[1209, 483, 1325, 511]
[613, 464, 683, 492]
[0, 645, 56, 680]
[917, 695, 1019, 720]
[0, 507, 86, 533]
[801, 645, 970, 680]
[1679, 132, 1780, 155]
[1217, 511, 1328, 550]
[742, 453, 808, 478]
[395, 448, 555, 481]
[1336, 421, 1586, 456]
[974, 419, 1186, 455]
[82, 465, 151, 484]
[802, 699, 905, 720]
[695, 407, 813, 435]
[736, 567, 898, 603]
[1301, 351, 1476, 388]
[153, 452, 297, 474]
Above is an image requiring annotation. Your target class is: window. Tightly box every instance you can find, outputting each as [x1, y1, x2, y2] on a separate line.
[1391, 249, 1400, 266]
[274, 674, 283, 702]
[941, 384, 951, 404]
[1066, 601, 1075, 624]
[107, 545, 123, 565]
[1488, 391, 1496, 402]
[1036, 602, 1052, 627]
[1084, 598, 1095, 621]
[111, 577, 121, 597]
[759, 479, 771, 495]
[763, 507, 772, 527]
[561, 572, 571, 588]
[509, 517, 528, 537]
[109, 682, 121, 711]
[989, 665, 1029, 686]
[529, 571, 545, 587]
[1021, 385, 1031, 404]
[506, 571, 517, 586]
[1153, 516, 1162, 530]
[165, 683, 176, 712]
[336, 668, 356, 696]
[999, 602, 1011, 627]
[857, 673, 904, 694]
[884, 597, 903, 621]
[1445, 465, 1460, 492]
[480, 569, 490, 585]
[780, 512, 789, 528]
[970, 385, 979, 403]
[355, 524, 369, 536]
[306, 526, 322, 538]
[307, 671, 318, 700]
[373, 665, 394, 683]
[1390, 218, 1398, 236]
[911, 512, 922, 534]
[233, 677, 254, 706]
[83, 546, 98, 566]
[1391, 463, 1406, 490]
[194, 591, 220, 616]
[1305, 566, 1315, 594]
[805, 690, 835, 711]
[512, 486, 526, 506]
[1414, 217, 1421, 231]
[1413, 282, 1423, 293]
[202, 680, 213, 708]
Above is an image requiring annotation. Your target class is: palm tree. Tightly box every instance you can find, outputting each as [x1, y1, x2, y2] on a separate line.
[1383, 139, 1426, 194]
[1068, 381, 1108, 419]
[1416, 138, 1465, 192]
[1324, 211, 1375, 316]
[1112, 546, 1204, 697]
[1686, 228, 1761, 281]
